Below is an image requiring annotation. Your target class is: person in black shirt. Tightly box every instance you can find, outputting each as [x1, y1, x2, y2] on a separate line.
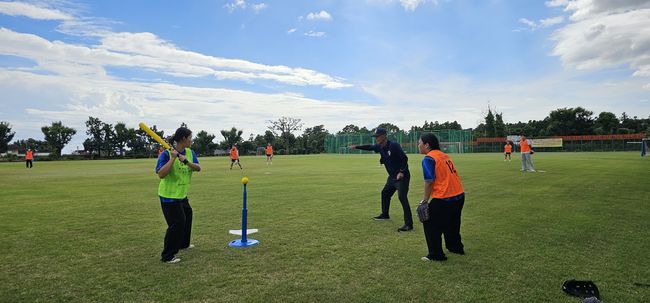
[350, 128, 414, 232]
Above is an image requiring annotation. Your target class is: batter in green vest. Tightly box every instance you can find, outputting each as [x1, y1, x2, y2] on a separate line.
[155, 127, 201, 264]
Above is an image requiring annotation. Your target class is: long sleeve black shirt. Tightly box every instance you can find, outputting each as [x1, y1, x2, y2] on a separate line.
[355, 140, 409, 179]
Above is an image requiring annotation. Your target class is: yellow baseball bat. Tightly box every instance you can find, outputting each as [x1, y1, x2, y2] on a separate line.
[139, 122, 171, 150]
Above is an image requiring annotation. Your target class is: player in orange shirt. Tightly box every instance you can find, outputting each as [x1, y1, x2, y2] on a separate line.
[504, 141, 512, 161]
[417, 133, 465, 261]
[25, 149, 33, 168]
[230, 145, 243, 170]
[265, 143, 273, 165]
[519, 135, 535, 172]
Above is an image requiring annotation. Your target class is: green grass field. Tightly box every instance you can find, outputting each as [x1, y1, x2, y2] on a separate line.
[1, 152, 649, 302]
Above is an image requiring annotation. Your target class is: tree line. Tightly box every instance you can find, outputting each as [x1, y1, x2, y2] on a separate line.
[475, 107, 650, 138]
[0, 116, 330, 158]
[1, 107, 648, 158]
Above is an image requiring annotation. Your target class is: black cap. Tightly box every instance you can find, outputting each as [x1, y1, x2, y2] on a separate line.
[372, 128, 387, 137]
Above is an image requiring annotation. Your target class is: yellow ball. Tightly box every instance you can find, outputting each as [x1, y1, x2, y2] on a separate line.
[241, 177, 249, 185]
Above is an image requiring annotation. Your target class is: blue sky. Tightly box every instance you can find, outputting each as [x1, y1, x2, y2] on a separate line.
[1, 0, 649, 152]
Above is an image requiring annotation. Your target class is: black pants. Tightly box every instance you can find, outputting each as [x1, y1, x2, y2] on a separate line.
[422, 197, 464, 258]
[160, 198, 193, 261]
[381, 175, 413, 227]
[26, 160, 32, 168]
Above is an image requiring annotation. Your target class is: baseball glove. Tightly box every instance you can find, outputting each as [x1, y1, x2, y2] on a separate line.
[416, 201, 430, 222]
[562, 280, 600, 299]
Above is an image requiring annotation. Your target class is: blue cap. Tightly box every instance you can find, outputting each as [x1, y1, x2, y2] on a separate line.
[372, 128, 387, 137]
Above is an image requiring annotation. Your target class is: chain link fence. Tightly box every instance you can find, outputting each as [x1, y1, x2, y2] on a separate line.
[325, 129, 474, 154]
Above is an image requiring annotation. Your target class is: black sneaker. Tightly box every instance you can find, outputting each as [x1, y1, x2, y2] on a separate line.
[397, 225, 413, 232]
[373, 215, 390, 221]
[163, 256, 181, 264]
[448, 248, 465, 255]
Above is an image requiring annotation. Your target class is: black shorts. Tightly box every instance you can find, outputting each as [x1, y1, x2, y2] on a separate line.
[266, 154, 272, 157]
[231, 159, 239, 163]
[505, 152, 511, 155]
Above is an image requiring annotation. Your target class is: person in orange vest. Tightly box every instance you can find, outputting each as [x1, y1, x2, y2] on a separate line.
[504, 141, 512, 161]
[25, 148, 33, 168]
[417, 133, 465, 261]
[265, 143, 273, 165]
[230, 145, 242, 170]
[519, 135, 535, 172]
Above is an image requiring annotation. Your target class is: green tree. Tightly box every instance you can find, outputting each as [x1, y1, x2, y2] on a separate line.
[113, 123, 136, 156]
[494, 113, 506, 137]
[439, 121, 463, 130]
[545, 107, 594, 136]
[485, 109, 496, 137]
[339, 124, 360, 134]
[267, 117, 303, 154]
[41, 121, 76, 157]
[12, 138, 49, 152]
[126, 129, 148, 156]
[0, 122, 15, 153]
[220, 127, 244, 149]
[594, 112, 619, 134]
[240, 139, 256, 155]
[263, 130, 276, 145]
[100, 123, 115, 157]
[85, 117, 103, 157]
[298, 125, 329, 154]
[192, 130, 217, 156]
[376, 122, 400, 133]
[253, 131, 277, 149]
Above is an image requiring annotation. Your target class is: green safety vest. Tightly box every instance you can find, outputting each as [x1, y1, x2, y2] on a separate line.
[158, 148, 194, 199]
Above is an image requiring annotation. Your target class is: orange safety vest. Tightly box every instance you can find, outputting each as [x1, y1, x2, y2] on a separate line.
[426, 150, 464, 199]
[230, 148, 238, 160]
[26, 150, 33, 160]
[265, 146, 273, 154]
[504, 144, 512, 153]
[520, 138, 531, 153]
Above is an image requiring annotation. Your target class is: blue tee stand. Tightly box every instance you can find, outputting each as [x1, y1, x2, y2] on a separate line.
[229, 183, 259, 248]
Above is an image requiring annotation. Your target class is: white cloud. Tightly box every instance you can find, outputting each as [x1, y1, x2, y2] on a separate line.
[224, 1, 267, 13]
[518, 16, 564, 30]
[540, 16, 564, 27]
[549, 2, 650, 84]
[0, 28, 351, 88]
[0, 69, 375, 152]
[545, 0, 569, 8]
[401, 0, 441, 12]
[360, 71, 650, 128]
[304, 31, 326, 37]
[251, 3, 268, 13]
[0, 1, 72, 20]
[306, 10, 332, 21]
[287, 28, 297, 34]
[367, 0, 441, 12]
[563, 0, 650, 21]
[224, 0, 246, 12]
[519, 18, 536, 28]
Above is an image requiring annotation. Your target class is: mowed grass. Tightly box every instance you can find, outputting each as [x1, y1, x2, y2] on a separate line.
[1, 152, 649, 302]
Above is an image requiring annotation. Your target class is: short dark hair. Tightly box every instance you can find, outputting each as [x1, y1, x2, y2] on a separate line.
[172, 127, 192, 144]
[420, 133, 440, 150]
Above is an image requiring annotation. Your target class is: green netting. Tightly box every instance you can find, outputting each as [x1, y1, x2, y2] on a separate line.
[325, 129, 474, 154]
